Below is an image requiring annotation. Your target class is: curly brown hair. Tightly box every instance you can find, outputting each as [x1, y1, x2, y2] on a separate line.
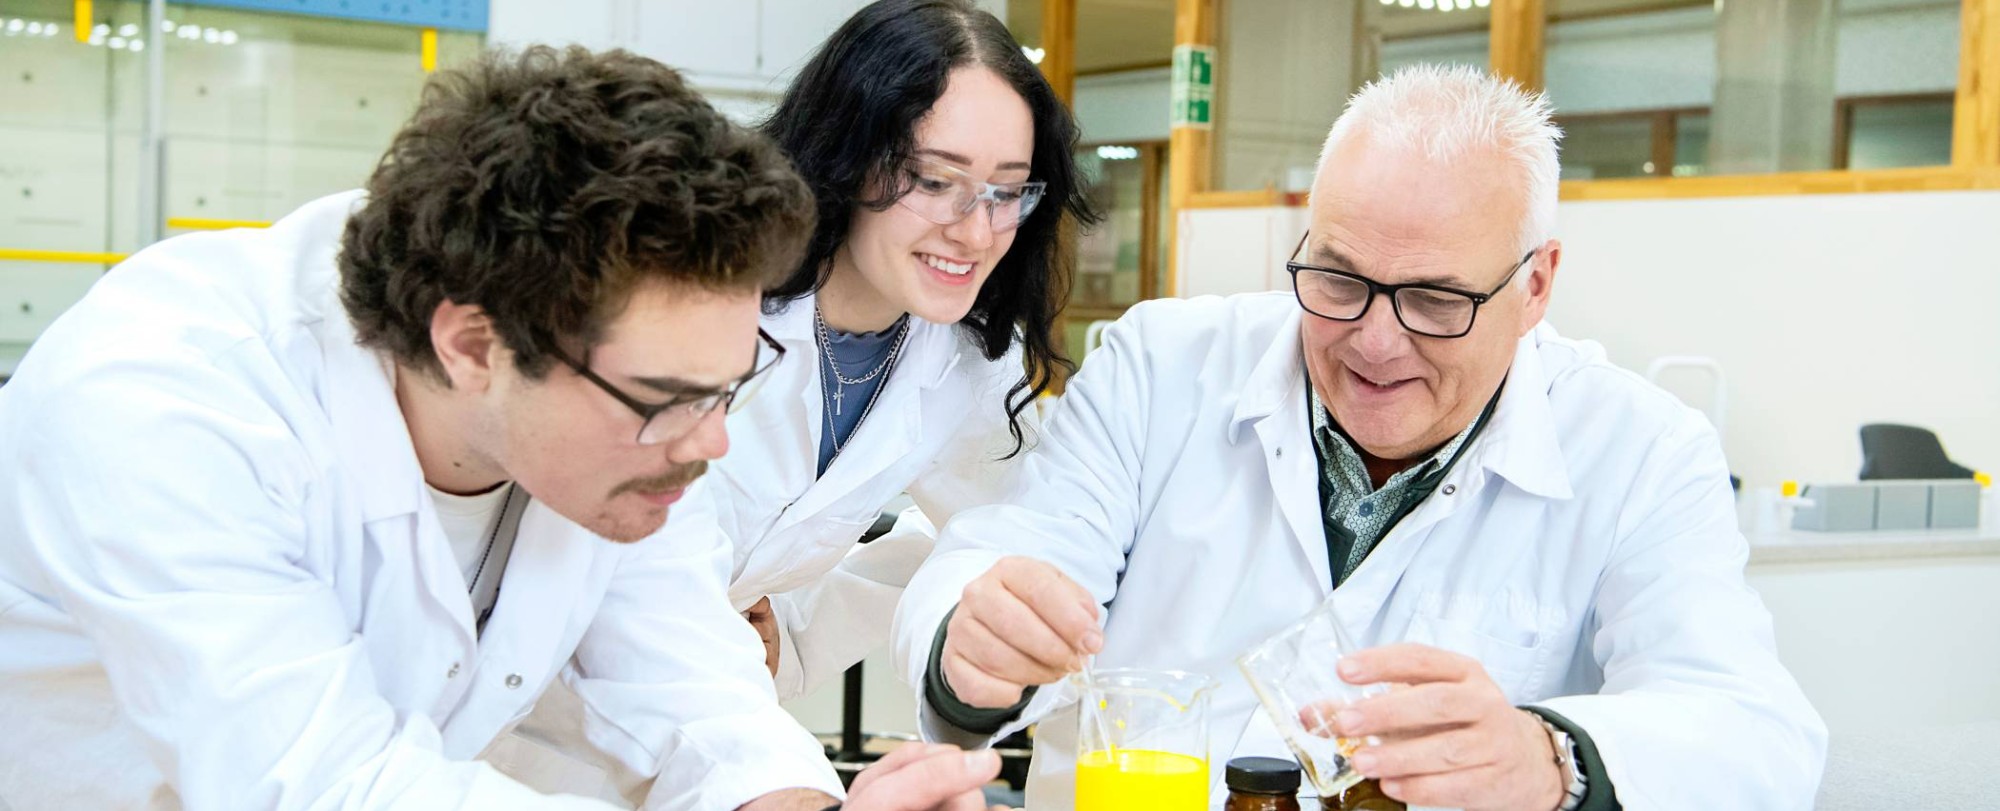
[339, 45, 815, 381]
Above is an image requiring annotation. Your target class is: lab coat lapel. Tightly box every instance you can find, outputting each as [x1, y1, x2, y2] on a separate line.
[315, 296, 478, 707]
[1230, 309, 1333, 599]
[439, 498, 607, 752]
[771, 309, 949, 533]
[1330, 328, 1577, 613]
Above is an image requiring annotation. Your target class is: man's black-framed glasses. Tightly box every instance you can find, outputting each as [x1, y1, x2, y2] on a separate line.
[547, 329, 786, 446]
[1284, 232, 1534, 339]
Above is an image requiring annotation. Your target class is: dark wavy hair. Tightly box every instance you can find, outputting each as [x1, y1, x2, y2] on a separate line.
[759, 0, 1099, 457]
[341, 45, 816, 382]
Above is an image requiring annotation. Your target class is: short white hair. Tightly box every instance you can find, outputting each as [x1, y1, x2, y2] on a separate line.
[1316, 64, 1563, 256]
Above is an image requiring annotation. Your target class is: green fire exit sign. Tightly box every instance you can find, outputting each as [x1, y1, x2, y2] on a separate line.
[1171, 44, 1215, 129]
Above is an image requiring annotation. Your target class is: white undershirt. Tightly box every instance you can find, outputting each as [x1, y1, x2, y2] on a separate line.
[427, 483, 512, 587]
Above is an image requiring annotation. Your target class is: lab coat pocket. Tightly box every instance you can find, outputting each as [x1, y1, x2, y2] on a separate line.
[1403, 612, 1546, 704]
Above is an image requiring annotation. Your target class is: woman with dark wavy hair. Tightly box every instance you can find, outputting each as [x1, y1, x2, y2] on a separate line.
[708, 0, 1097, 699]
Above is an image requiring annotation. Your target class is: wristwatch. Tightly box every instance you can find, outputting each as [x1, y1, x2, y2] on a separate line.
[1533, 712, 1588, 811]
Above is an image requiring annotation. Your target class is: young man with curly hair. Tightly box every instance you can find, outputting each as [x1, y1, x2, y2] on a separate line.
[0, 47, 999, 811]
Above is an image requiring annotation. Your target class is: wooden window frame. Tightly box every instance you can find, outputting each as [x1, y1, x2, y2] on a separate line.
[1832, 92, 1957, 171]
[1552, 107, 1709, 179]
[1064, 140, 1170, 327]
[1173, 0, 2000, 213]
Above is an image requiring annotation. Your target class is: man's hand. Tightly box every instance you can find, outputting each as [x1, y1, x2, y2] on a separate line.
[846, 744, 1005, 811]
[1326, 643, 1564, 811]
[942, 557, 1102, 709]
[744, 597, 779, 677]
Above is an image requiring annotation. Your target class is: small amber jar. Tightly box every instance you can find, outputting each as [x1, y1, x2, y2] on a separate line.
[1224, 757, 1303, 811]
[1318, 779, 1405, 811]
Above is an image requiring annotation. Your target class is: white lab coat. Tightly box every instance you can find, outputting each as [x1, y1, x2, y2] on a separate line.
[893, 293, 1827, 810]
[0, 192, 840, 811]
[716, 293, 1031, 701]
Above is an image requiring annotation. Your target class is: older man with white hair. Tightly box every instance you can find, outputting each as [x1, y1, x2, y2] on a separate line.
[891, 65, 1827, 810]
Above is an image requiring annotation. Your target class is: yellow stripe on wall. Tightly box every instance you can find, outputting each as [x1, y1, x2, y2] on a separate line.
[421, 28, 438, 73]
[73, 0, 90, 42]
[0, 248, 126, 265]
[165, 217, 271, 231]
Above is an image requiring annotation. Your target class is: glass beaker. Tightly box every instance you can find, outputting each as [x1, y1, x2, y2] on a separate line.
[1236, 599, 1390, 798]
[1072, 668, 1217, 811]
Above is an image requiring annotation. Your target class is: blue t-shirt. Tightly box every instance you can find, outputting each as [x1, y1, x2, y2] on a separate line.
[816, 318, 907, 476]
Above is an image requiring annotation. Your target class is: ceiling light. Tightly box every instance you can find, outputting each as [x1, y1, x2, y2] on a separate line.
[220, 30, 237, 45]
[5, 19, 23, 34]
[118, 23, 136, 37]
[1417, 0, 1435, 9]
[109, 35, 125, 48]
[93, 23, 108, 36]
[203, 27, 219, 43]
[1458, 0, 1474, 9]
[128, 38, 144, 52]
[161, 20, 176, 32]
[1021, 45, 1044, 65]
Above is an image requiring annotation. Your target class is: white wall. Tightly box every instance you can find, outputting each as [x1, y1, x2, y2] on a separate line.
[1175, 191, 2000, 491]
[1552, 191, 2000, 489]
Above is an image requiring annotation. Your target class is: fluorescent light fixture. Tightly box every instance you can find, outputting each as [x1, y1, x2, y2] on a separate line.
[1021, 45, 1044, 65]
[6, 18, 24, 34]
[118, 23, 136, 37]
[220, 29, 237, 45]
[109, 35, 125, 48]
[1095, 145, 1139, 160]
[161, 20, 176, 32]
[129, 38, 144, 52]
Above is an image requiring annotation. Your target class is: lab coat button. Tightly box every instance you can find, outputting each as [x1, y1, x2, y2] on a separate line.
[1275, 447, 1284, 458]
[1442, 484, 1457, 496]
[505, 673, 523, 689]
[446, 662, 460, 679]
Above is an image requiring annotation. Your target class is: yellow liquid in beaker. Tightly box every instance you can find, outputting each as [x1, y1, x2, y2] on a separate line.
[1075, 749, 1209, 811]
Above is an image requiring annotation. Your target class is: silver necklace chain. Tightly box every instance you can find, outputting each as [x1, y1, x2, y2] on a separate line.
[814, 305, 910, 459]
[814, 304, 910, 418]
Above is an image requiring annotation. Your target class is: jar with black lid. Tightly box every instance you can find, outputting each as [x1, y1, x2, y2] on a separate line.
[1224, 757, 1302, 811]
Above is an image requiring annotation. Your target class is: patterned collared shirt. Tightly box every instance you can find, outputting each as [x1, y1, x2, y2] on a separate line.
[1308, 384, 1488, 587]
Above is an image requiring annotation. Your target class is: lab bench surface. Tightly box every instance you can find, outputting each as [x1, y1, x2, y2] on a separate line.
[1747, 527, 2000, 565]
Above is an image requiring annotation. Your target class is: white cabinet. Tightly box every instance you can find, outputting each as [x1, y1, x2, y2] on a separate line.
[634, 0, 762, 80]
[490, 0, 873, 95]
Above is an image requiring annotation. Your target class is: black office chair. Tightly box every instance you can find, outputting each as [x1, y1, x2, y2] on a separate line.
[1858, 423, 1975, 480]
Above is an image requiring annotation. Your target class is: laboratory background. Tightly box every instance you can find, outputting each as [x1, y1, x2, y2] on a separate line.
[1, 0, 1995, 807]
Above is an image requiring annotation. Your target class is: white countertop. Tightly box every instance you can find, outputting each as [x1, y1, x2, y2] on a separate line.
[1747, 526, 2000, 565]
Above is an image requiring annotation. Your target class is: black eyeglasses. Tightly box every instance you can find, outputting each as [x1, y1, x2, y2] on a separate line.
[546, 329, 786, 445]
[1285, 232, 1534, 339]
